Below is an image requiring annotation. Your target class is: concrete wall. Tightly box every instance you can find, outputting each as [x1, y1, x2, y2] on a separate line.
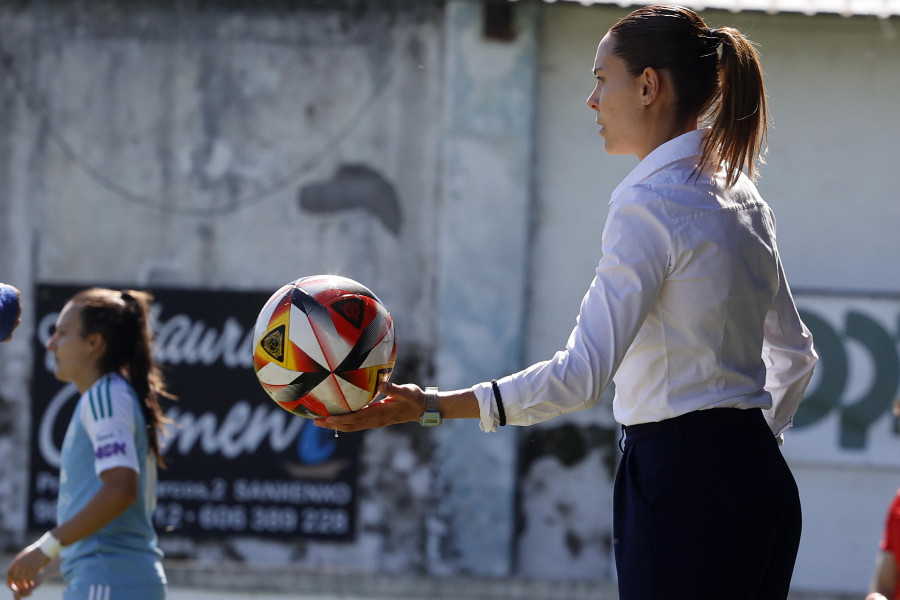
[0, 0, 535, 581]
[2, 0, 899, 597]
[0, 0, 454, 569]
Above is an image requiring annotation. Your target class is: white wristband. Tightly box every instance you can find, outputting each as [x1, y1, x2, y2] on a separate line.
[36, 531, 62, 559]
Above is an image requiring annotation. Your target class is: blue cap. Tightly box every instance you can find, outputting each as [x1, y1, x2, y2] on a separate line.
[0, 283, 21, 341]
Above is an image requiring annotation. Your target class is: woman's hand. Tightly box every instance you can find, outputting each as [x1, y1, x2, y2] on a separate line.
[314, 382, 425, 432]
[7, 545, 49, 598]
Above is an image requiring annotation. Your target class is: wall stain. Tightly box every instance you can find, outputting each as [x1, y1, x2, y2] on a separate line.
[298, 163, 402, 236]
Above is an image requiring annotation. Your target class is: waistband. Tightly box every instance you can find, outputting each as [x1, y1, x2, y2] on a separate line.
[622, 407, 768, 446]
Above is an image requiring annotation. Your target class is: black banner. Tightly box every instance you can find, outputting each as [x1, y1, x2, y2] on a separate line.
[28, 284, 360, 541]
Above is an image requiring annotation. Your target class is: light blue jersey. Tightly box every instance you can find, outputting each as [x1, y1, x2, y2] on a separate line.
[58, 373, 166, 597]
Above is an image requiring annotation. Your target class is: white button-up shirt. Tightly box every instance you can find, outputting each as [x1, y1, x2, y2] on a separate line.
[475, 129, 817, 437]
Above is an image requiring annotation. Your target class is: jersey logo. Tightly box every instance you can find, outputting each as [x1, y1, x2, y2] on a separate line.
[95, 441, 127, 459]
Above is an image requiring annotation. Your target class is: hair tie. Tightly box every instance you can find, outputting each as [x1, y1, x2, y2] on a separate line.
[705, 27, 724, 58]
[0, 283, 21, 341]
[120, 291, 141, 314]
[118, 291, 143, 334]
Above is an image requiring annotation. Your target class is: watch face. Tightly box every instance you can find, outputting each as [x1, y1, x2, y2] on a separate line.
[419, 412, 442, 427]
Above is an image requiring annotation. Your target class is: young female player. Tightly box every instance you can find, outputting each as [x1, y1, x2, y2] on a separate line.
[316, 5, 817, 599]
[7, 288, 172, 600]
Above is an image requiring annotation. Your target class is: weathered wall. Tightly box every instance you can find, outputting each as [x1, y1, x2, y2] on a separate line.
[0, 0, 454, 569]
[0, 0, 541, 581]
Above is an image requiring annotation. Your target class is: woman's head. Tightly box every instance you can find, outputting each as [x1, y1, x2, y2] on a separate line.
[47, 287, 173, 466]
[589, 5, 768, 184]
[64, 288, 154, 380]
[609, 6, 721, 129]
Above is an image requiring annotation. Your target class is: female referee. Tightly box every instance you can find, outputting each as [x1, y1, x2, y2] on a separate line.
[316, 5, 818, 599]
[7, 288, 172, 600]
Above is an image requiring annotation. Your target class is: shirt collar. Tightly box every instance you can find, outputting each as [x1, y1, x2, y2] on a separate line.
[610, 128, 708, 204]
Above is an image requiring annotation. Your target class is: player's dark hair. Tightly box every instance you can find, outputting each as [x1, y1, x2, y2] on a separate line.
[610, 5, 768, 186]
[72, 288, 174, 468]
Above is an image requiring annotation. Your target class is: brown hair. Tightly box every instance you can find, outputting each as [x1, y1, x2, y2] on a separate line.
[72, 288, 174, 467]
[610, 5, 768, 186]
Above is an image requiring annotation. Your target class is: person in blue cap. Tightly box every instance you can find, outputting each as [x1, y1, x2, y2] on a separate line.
[0, 283, 22, 342]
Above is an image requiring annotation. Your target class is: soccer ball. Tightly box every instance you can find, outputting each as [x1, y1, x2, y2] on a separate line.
[252, 275, 397, 418]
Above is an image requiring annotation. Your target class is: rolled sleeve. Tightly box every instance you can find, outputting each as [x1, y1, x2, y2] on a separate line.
[474, 381, 500, 432]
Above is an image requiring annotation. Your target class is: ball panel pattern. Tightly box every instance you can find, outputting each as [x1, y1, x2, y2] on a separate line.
[252, 275, 396, 419]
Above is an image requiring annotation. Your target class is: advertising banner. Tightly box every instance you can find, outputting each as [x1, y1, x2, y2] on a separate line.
[28, 284, 360, 541]
[787, 293, 900, 466]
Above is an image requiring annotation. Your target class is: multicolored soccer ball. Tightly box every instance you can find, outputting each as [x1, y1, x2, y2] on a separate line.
[252, 275, 397, 418]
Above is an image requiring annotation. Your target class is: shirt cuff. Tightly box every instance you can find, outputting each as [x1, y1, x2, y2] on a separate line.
[473, 381, 500, 432]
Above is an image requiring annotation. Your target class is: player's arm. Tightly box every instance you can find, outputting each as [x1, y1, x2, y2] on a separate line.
[60, 381, 142, 542]
[51, 466, 139, 544]
[867, 550, 898, 600]
[40, 382, 141, 551]
[315, 382, 479, 432]
[6, 467, 137, 597]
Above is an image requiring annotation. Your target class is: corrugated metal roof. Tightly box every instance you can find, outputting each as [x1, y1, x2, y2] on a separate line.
[531, 0, 900, 18]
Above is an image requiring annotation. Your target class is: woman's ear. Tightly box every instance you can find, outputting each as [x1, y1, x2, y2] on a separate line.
[640, 66, 662, 106]
[86, 332, 106, 359]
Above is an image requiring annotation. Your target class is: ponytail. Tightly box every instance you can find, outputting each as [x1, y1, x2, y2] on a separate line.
[610, 5, 769, 186]
[701, 27, 768, 187]
[73, 288, 175, 468]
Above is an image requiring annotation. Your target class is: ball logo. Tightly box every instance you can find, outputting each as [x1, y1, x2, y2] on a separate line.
[332, 298, 364, 329]
[261, 325, 286, 363]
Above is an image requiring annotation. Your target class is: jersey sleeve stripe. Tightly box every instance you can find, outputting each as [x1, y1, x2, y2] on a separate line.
[87, 376, 117, 421]
[103, 376, 113, 418]
[88, 388, 100, 420]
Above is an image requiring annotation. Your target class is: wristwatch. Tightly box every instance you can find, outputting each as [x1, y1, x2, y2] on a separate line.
[418, 387, 442, 427]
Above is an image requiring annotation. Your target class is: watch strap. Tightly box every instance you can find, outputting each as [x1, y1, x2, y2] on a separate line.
[418, 386, 442, 426]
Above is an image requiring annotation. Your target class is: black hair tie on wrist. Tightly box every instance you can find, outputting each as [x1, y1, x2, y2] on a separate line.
[491, 379, 507, 427]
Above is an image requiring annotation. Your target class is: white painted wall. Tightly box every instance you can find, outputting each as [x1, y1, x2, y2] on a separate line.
[0, 0, 454, 571]
[527, 3, 900, 595]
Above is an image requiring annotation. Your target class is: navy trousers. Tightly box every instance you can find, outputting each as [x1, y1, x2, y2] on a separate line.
[614, 408, 802, 600]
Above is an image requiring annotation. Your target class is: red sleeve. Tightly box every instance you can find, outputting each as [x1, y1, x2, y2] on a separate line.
[880, 490, 900, 555]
